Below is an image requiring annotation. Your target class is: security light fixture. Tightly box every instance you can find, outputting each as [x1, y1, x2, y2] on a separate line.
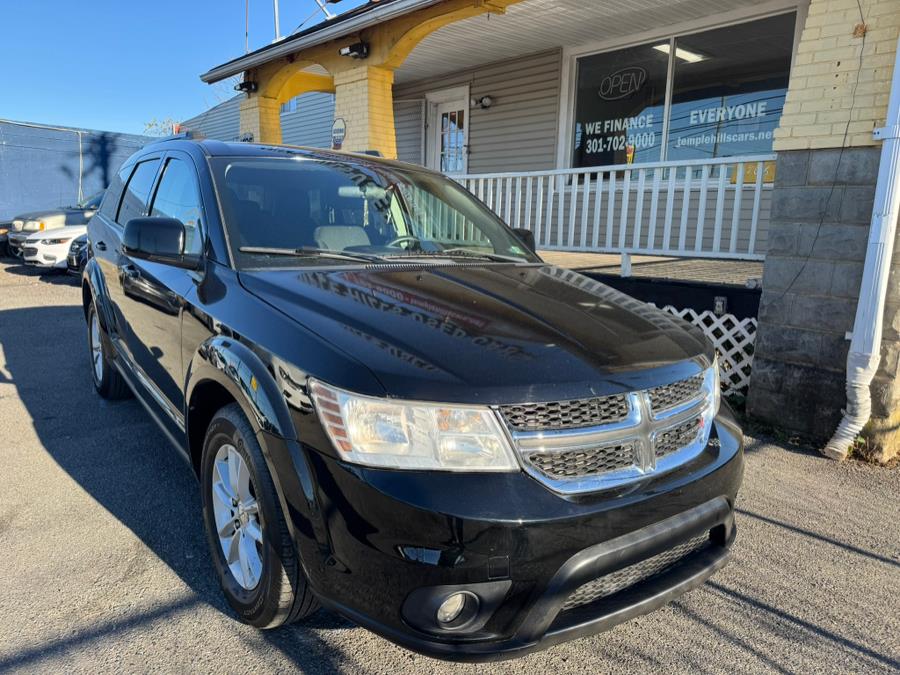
[339, 42, 369, 59]
[234, 79, 258, 94]
[653, 43, 706, 63]
[470, 96, 494, 109]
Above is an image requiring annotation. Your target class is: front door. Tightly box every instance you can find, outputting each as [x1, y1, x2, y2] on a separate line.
[426, 89, 469, 174]
[115, 151, 205, 415]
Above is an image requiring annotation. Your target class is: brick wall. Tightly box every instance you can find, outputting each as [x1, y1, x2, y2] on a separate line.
[333, 66, 398, 158]
[239, 95, 282, 144]
[774, 0, 899, 151]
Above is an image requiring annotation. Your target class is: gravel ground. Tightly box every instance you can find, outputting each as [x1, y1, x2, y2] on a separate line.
[0, 258, 897, 674]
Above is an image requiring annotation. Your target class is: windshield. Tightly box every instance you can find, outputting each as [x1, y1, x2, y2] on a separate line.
[77, 192, 104, 209]
[210, 157, 539, 268]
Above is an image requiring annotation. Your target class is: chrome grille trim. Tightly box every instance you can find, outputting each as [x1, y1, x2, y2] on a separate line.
[562, 534, 711, 611]
[648, 374, 704, 416]
[655, 417, 703, 458]
[498, 394, 629, 432]
[498, 368, 718, 494]
[525, 441, 636, 479]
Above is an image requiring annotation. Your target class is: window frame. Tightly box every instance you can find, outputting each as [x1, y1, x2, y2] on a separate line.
[114, 155, 164, 228]
[147, 152, 208, 257]
[554, 3, 806, 170]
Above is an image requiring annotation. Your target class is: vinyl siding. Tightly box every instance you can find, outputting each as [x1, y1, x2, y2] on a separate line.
[393, 49, 562, 173]
[394, 100, 425, 164]
[181, 96, 241, 141]
[181, 92, 336, 147]
[281, 92, 335, 148]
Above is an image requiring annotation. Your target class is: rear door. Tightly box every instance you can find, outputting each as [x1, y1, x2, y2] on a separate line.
[114, 151, 206, 416]
[92, 156, 162, 349]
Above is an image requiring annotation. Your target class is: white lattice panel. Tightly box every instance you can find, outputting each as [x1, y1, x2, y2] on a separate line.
[659, 306, 757, 396]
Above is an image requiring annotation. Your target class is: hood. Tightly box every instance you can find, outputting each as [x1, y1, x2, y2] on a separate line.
[238, 263, 713, 404]
[12, 209, 94, 230]
[24, 224, 88, 242]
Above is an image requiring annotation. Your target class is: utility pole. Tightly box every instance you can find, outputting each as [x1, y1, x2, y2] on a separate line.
[273, 0, 282, 41]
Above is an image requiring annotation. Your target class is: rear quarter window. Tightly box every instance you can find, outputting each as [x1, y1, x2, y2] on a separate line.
[116, 159, 161, 226]
[98, 170, 127, 220]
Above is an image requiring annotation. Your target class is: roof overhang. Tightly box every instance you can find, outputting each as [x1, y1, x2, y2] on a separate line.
[200, 0, 443, 84]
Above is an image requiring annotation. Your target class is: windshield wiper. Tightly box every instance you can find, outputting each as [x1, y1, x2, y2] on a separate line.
[238, 246, 386, 263]
[382, 248, 525, 263]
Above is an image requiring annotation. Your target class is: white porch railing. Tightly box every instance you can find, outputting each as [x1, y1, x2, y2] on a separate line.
[456, 155, 775, 268]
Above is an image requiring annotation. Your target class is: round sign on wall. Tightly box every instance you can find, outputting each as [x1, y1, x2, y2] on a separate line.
[331, 118, 347, 150]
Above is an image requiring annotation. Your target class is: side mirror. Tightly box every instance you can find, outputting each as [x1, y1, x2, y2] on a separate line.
[512, 227, 536, 253]
[123, 217, 199, 269]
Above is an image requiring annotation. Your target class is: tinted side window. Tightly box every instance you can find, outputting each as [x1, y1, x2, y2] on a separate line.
[98, 167, 129, 219]
[150, 158, 204, 255]
[117, 159, 160, 226]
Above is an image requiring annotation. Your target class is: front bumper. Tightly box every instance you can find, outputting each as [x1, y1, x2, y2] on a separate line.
[7, 234, 27, 256]
[23, 243, 68, 269]
[278, 407, 744, 661]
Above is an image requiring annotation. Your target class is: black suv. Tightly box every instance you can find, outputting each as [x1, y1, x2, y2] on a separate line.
[82, 139, 743, 661]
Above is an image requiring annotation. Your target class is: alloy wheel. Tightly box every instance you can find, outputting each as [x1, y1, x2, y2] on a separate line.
[211, 444, 263, 590]
[90, 311, 104, 383]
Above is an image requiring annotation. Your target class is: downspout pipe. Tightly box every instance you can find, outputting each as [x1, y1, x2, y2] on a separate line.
[823, 35, 900, 460]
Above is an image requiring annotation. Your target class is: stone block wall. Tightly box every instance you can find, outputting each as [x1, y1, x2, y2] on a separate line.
[748, 147, 881, 437]
[748, 146, 900, 460]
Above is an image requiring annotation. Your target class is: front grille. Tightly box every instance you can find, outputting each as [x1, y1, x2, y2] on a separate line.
[22, 246, 38, 257]
[656, 417, 703, 458]
[562, 534, 710, 611]
[525, 442, 635, 479]
[648, 374, 704, 413]
[499, 394, 629, 432]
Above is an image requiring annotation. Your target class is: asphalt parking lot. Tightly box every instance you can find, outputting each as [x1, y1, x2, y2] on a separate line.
[0, 258, 898, 674]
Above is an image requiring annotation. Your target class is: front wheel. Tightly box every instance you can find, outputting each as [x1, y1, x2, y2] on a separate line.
[87, 303, 131, 399]
[200, 403, 318, 628]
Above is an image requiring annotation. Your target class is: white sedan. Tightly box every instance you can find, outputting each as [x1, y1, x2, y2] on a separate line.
[22, 224, 88, 271]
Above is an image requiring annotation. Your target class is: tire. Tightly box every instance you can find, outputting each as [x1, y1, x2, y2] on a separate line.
[200, 403, 318, 628]
[87, 303, 131, 400]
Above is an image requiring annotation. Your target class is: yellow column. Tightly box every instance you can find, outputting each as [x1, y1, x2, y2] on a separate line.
[238, 94, 282, 145]
[333, 66, 397, 158]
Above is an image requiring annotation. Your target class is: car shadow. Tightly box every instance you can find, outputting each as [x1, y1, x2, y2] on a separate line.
[0, 304, 356, 672]
[0, 261, 78, 285]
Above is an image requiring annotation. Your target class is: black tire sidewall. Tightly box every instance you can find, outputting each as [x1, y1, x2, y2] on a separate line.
[200, 408, 284, 626]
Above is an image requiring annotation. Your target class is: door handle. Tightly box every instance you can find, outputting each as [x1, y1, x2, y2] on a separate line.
[95, 241, 107, 251]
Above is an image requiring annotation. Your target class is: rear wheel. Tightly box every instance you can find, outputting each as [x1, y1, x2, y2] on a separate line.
[200, 403, 318, 628]
[87, 303, 131, 400]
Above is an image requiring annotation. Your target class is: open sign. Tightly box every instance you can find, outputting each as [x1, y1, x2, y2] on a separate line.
[598, 67, 647, 101]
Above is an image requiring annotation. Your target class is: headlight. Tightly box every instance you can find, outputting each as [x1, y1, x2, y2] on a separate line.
[309, 380, 519, 471]
[40, 237, 72, 245]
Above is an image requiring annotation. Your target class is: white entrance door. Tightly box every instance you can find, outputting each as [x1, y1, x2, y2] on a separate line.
[426, 87, 469, 174]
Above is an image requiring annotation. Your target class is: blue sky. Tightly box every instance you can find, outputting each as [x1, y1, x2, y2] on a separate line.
[0, 0, 366, 135]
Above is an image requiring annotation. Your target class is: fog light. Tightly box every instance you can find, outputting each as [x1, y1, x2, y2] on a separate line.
[436, 593, 467, 624]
